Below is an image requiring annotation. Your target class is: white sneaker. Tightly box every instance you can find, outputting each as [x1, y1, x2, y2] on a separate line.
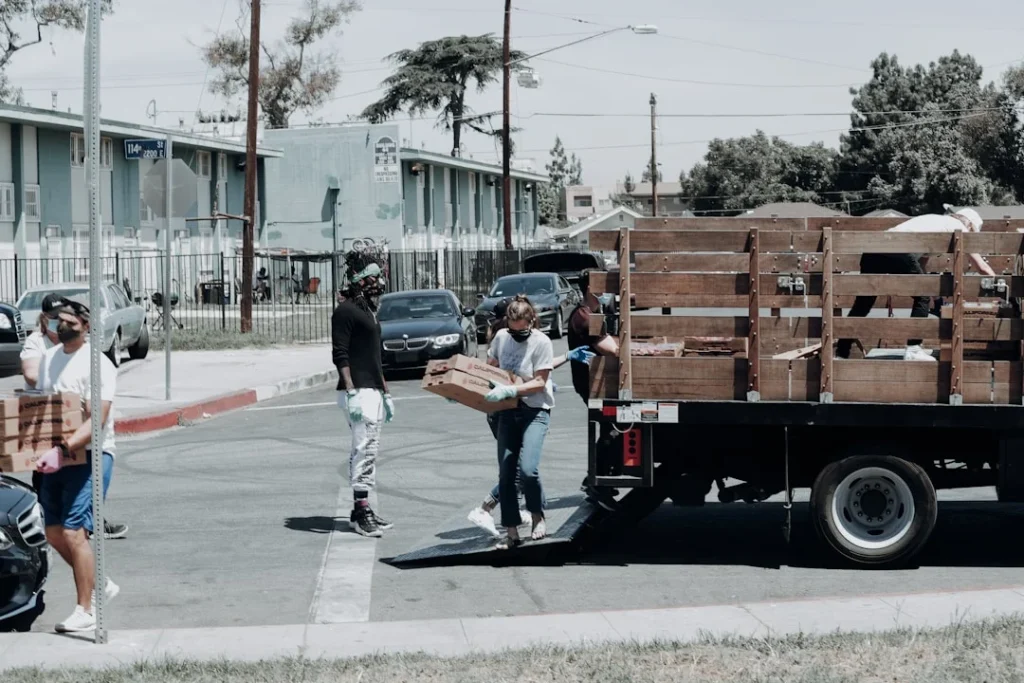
[905, 345, 937, 362]
[467, 507, 500, 538]
[92, 578, 120, 607]
[55, 605, 95, 633]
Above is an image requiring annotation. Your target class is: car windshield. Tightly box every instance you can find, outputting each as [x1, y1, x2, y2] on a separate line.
[377, 295, 455, 321]
[18, 289, 94, 310]
[489, 276, 555, 298]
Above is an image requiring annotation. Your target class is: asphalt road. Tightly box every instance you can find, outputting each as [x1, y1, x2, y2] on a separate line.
[15, 339, 1024, 632]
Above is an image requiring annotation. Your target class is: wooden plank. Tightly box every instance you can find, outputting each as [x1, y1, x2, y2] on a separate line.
[834, 360, 996, 384]
[773, 343, 822, 360]
[636, 217, 808, 231]
[821, 228, 834, 401]
[833, 317, 1024, 342]
[592, 230, 797, 253]
[590, 230, 620, 251]
[834, 274, 1024, 297]
[834, 232, 957, 254]
[632, 357, 745, 381]
[951, 230, 965, 401]
[636, 253, 1017, 274]
[618, 227, 632, 399]
[748, 228, 760, 400]
[808, 217, 1024, 233]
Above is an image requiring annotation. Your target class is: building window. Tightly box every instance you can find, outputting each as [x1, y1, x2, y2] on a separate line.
[23, 185, 41, 222]
[71, 134, 85, 167]
[72, 134, 113, 167]
[197, 151, 212, 179]
[218, 153, 228, 181]
[573, 195, 593, 208]
[0, 183, 13, 222]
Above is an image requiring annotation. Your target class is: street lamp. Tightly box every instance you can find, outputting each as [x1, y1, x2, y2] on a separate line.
[500, 6, 658, 248]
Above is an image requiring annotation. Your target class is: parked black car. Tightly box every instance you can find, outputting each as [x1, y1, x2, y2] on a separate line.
[0, 475, 48, 631]
[475, 273, 580, 342]
[0, 302, 26, 376]
[521, 250, 607, 290]
[378, 290, 479, 371]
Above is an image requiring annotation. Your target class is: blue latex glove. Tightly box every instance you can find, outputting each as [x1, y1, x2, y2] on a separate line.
[568, 346, 597, 365]
[346, 390, 362, 422]
[383, 393, 395, 423]
[552, 382, 559, 393]
[485, 384, 518, 403]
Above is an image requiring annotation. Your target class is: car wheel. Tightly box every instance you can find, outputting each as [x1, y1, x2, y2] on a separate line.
[550, 309, 563, 339]
[129, 324, 150, 360]
[106, 331, 122, 368]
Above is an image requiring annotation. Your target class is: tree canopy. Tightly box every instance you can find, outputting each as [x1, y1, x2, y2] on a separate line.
[0, 0, 113, 103]
[361, 34, 525, 156]
[538, 136, 584, 225]
[201, 0, 360, 130]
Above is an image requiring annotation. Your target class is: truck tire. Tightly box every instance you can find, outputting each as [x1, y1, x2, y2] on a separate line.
[129, 324, 150, 360]
[810, 455, 937, 568]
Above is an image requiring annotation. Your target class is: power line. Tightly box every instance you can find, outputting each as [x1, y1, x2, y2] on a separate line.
[518, 107, 1006, 119]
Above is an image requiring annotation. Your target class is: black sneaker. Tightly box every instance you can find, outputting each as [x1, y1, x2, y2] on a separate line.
[350, 507, 382, 538]
[582, 484, 619, 512]
[104, 521, 129, 540]
[371, 511, 394, 531]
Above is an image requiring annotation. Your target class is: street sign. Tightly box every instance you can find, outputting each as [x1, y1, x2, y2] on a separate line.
[124, 138, 167, 160]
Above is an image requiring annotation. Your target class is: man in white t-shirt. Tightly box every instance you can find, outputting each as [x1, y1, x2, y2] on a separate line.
[837, 208, 996, 362]
[19, 293, 128, 542]
[33, 294, 120, 633]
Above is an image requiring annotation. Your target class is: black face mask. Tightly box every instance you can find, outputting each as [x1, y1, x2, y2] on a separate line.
[57, 323, 81, 344]
[509, 328, 532, 343]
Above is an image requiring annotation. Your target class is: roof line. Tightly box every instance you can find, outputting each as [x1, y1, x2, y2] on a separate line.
[400, 147, 549, 183]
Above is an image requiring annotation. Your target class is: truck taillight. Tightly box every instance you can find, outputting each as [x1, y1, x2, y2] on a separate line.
[623, 427, 641, 467]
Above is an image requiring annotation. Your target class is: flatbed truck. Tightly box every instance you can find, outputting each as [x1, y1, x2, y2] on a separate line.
[585, 215, 1024, 567]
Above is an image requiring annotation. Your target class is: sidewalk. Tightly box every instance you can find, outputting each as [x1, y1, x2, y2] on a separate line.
[1, 586, 1022, 671]
[0, 345, 336, 434]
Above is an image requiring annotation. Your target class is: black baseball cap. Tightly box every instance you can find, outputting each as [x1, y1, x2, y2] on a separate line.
[40, 294, 64, 316]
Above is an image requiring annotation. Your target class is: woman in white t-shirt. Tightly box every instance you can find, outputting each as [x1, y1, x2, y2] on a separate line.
[485, 295, 556, 549]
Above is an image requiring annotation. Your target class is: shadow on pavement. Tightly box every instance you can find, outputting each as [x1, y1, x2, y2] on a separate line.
[284, 515, 352, 535]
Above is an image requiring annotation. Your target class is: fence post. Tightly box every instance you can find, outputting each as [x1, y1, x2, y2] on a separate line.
[115, 252, 121, 285]
[220, 252, 227, 331]
[13, 254, 19, 302]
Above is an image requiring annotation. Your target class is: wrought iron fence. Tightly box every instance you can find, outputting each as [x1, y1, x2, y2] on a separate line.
[0, 247, 566, 343]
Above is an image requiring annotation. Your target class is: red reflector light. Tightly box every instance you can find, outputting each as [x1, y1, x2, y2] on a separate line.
[623, 427, 641, 467]
[602, 406, 617, 417]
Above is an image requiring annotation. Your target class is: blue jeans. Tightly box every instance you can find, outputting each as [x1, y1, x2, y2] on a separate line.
[496, 407, 550, 529]
[38, 452, 114, 533]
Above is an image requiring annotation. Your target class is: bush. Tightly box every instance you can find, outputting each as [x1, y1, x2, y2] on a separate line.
[150, 329, 291, 351]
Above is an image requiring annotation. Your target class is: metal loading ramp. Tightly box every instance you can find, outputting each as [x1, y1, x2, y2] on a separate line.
[387, 494, 600, 567]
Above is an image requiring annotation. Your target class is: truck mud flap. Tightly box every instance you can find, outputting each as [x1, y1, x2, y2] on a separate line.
[386, 494, 601, 568]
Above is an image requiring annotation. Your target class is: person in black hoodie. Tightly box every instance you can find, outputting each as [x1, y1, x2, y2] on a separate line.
[332, 252, 394, 538]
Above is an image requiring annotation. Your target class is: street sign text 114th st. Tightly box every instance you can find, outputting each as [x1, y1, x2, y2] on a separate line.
[124, 139, 167, 160]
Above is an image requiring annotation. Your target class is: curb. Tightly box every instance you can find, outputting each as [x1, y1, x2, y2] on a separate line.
[114, 369, 338, 435]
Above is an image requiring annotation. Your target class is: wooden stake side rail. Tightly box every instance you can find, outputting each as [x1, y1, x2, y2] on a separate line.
[588, 220, 1024, 407]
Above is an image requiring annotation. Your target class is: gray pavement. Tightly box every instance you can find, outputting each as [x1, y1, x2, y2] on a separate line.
[10, 337, 1024, 635]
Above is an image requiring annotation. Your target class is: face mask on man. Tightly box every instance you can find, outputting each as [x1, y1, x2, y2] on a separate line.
[46, 318, 59, 334]
[57, 322, 81, 344]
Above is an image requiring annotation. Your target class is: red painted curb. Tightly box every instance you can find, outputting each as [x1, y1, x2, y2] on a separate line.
[114, 389, 260, 435]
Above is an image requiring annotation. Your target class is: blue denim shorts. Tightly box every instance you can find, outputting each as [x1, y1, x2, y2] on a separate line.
[38, 452, 113, 532]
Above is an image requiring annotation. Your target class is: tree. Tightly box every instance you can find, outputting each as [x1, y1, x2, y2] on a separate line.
[641, 153, 662, 183]
[837, 51, 1022, 212]
[567, 153, 583, 186]
[681, 132, 840, 215]
[201, 0, 360, 130]
[538, 137, 583, 226]
[0, 0, 113, 103]
[361, 34, 526, 156]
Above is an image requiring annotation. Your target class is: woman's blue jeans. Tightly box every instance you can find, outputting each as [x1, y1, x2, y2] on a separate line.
[495, 406, 550, 529]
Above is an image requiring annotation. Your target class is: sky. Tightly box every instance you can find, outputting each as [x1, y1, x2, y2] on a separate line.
[5, 0, 1024, 189]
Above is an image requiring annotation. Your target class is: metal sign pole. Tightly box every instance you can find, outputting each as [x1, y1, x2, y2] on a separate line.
[164, 136, 173, 400]
[83, 0, 107, 644]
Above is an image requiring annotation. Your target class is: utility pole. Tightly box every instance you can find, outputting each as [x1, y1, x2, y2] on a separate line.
[501, 0, 513, 249]
[241, 0, 261, 333]
[650, 93, 658, 218]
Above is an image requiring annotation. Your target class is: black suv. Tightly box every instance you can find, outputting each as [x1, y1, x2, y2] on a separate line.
[0, 302, 26, 375]
[0, 475, 48, 631]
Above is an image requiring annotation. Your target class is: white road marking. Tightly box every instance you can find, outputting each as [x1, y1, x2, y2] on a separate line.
[308, 486, 379, 624]
[246, 395, 433, 412]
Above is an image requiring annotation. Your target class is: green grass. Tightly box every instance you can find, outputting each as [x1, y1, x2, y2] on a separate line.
[10, 616, 1024, 682]
[149, 328, 322, 351]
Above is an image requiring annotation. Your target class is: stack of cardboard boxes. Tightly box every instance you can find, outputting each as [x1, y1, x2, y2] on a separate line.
[0, 392, 85, 472]
[422, 355, 521, 412]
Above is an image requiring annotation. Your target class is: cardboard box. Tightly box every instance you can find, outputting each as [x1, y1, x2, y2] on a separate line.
[425, 355, 519, 386]
[422, 369, 519, 413]
[0, 392, 86, 473]
[0, 445, 87, 473]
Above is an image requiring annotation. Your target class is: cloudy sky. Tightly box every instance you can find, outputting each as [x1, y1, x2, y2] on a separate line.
[6, 0, 1024, 188]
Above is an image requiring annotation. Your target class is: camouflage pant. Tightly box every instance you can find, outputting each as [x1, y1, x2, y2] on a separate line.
[339, 389, 385, 493]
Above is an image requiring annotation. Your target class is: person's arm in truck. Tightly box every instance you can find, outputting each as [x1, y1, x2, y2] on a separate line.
[332, 308, 355, 391]
[969, 253, 997, 277]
